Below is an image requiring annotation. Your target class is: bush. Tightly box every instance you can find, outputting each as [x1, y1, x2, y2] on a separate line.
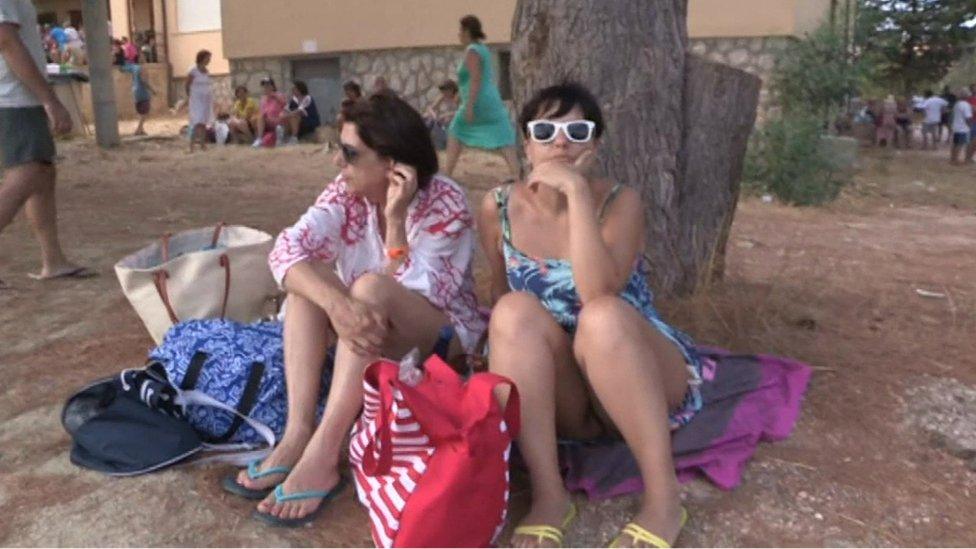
[743, 114, 845, 206]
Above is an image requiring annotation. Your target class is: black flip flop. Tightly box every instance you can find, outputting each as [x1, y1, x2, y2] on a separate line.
[28, 266, 98, 281]
[252, 476, 349, 528]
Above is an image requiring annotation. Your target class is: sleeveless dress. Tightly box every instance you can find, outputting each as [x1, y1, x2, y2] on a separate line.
[187, 65, 213, 127]
[448, 42, 516, 149]
[494, 184, 703, 429]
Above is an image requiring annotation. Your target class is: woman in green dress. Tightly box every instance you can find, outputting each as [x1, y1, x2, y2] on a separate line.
[445, 15, 520, 180]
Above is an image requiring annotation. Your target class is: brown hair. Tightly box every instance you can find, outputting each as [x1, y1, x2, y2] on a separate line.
[195, 49, 211, 65]
[460, 15, 486, 40]
[342, 94, 439, 189]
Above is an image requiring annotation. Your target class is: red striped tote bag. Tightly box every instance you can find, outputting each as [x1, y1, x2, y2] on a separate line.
[349, 355, 519, 547]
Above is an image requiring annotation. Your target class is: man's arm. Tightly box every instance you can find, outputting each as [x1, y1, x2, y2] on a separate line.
[0, 22, 70, 133]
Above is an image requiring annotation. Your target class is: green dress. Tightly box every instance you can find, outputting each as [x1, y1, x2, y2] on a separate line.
[449, 42, 516, 149]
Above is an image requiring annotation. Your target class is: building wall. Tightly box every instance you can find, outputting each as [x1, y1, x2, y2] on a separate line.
[222, 0, 829, 62]
[221, 0, 517, 59]
[230, 46, 504, 121]
[689, 37, 789, 121]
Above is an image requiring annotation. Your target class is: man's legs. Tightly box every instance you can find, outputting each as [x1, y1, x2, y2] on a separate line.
[0, 161, 78, 278]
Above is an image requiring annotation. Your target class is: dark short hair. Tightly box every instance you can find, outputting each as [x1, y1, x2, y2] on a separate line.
[460, 15, 486, 40]
[924, 89, 933, 97]
[518, 82, 605, 139]
[195, 49, 211, 64]
[293, 80, 309, 96]
[343, 80, 362, 97]
[260, 77, 277, 91]
[438, 79, 459, 94]
[342, 94, 439, 189]
[234, 85, 248, 95]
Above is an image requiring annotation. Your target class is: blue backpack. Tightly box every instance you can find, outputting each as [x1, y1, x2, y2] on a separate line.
[148, 319, 332, 445]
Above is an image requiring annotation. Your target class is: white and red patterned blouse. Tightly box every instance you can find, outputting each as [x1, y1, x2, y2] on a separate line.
[269, 174, 487, 353]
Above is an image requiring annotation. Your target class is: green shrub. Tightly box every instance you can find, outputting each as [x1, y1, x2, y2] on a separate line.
[743, 114, 845, 206]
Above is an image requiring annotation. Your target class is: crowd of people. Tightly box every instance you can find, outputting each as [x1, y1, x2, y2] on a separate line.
[860, 84, 976, 165]
[2, 3, 697, 546]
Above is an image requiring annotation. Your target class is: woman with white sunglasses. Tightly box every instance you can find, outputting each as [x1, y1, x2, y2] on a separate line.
[478, 83, 702, 548]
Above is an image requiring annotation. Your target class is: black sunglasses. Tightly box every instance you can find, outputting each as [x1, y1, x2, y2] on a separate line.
[340, 143, 360, 164]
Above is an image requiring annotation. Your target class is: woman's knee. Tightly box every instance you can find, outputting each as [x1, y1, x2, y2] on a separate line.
[348, 272, 397, 307]
[574, 295, 638, 353]
[489, 292, 552, 340]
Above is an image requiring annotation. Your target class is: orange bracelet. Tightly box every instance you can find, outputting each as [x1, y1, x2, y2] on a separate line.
[386, 246, 408, 260]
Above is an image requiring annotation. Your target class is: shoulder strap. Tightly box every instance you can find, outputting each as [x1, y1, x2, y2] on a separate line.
[493, 184, 513, 242]
[598, 184, 624, 223]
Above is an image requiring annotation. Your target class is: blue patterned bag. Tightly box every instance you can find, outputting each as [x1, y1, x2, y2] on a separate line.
[148, 319, 331, 444]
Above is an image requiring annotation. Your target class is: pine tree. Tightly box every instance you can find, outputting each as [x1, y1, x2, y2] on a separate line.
[857, 0, 976, 93]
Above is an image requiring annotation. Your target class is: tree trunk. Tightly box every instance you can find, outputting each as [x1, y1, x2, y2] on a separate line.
[81, 0, 120, 148]
[675, 56, 761, 295]
[510, 0, 759, 296]
[510, 0, 688, 293]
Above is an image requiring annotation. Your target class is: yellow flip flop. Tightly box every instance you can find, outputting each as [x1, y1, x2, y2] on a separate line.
[609, 507, 688, 548]
[512, 501, 579, 547]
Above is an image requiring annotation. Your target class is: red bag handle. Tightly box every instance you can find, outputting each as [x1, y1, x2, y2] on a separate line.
[361, 360, 401, 476]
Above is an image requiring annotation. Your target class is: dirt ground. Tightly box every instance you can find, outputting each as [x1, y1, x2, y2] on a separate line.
[0, 117, 974, 547]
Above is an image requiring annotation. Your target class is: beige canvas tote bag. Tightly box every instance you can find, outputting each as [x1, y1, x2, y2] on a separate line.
[115, 223, 279, 343]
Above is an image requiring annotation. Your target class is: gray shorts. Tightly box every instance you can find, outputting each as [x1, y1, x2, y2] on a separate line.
[922, 122, 940, 135]
[0, 106, 56, 168]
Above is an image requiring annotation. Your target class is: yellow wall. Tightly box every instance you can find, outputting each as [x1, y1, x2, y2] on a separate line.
[163, 0, 229, 76]
[221, 0, 517, 59]
[689, 0, 830, 38]
[108, 0, 230, 76]
[222, 0, 830, 59]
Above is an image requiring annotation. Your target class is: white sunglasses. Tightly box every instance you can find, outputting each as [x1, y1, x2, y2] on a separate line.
[526, 119, 597, 144]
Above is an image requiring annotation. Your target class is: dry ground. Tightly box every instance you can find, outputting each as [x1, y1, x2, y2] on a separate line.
[0, 117, 974, 546]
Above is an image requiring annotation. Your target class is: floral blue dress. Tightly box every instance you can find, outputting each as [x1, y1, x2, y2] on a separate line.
[494, 184, 703, 429]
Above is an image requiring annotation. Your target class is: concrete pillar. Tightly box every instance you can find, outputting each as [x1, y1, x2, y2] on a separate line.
[81, 0, 120, 147]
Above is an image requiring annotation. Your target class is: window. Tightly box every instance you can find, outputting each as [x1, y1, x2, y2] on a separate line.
[176, 0, 221, 33]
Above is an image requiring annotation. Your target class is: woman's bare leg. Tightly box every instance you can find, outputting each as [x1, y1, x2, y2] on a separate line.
[236, 282, 337, 490]
[488, 292, 599, 548]
[258, 273, 457, 519]
[444, 135, 463, 177]
[572, 296, 691, 547]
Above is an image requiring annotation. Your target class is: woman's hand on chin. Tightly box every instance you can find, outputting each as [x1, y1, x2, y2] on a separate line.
[331, 297, 387, 356]
[527, 150, 596, 196]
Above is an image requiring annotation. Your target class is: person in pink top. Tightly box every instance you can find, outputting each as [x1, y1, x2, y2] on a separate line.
[120, 36, 138, 63]
[252, 77, 286, 147]
[223, 92, 487, 527]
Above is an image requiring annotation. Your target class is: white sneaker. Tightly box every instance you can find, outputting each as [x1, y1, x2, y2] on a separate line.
[287, 136, 299, 146]
[251, 138, 262, 148]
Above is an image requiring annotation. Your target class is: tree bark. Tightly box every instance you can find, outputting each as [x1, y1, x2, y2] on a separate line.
[675, 56, 761, 295]
[510, 0, 760, 296]
[510, 0, 688, 293]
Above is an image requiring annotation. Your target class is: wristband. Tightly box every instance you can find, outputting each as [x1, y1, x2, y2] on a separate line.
[386, 246, 408, 260]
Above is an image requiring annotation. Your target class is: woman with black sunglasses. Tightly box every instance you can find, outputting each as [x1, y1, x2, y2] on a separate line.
[478, 83, 703, 548]
[223, 93, 486, 527]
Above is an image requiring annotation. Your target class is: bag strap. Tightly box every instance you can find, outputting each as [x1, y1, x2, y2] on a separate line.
[361, 360, 400, 476]
[175, 389, 275, 464]
[464, 371, 521, 439]
[177, 351, 267, 444]
[209, 361, 265, 444]
[151, 270, 179, 324]
[218, 254, 231, 319]
[180, 351, 208, 391]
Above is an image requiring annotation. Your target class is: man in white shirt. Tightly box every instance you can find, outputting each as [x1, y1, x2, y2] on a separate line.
[918, 89, 948, 150]
[0, 0, 91, 289]
[950, 87, 973, 165]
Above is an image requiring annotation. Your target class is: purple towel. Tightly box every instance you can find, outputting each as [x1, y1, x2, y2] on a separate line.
[560, 346, 812, 500]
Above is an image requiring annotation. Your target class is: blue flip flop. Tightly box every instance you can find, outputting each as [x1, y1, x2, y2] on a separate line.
[252, 476, 349, 528]
[221, 459, 292, 500]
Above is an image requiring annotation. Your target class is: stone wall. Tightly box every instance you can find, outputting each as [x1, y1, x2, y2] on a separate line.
[171, 74, 235, 114]
[688, 36, 789, 120]
[340, 46, 469, 111]
[228, 45, 507, 121]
